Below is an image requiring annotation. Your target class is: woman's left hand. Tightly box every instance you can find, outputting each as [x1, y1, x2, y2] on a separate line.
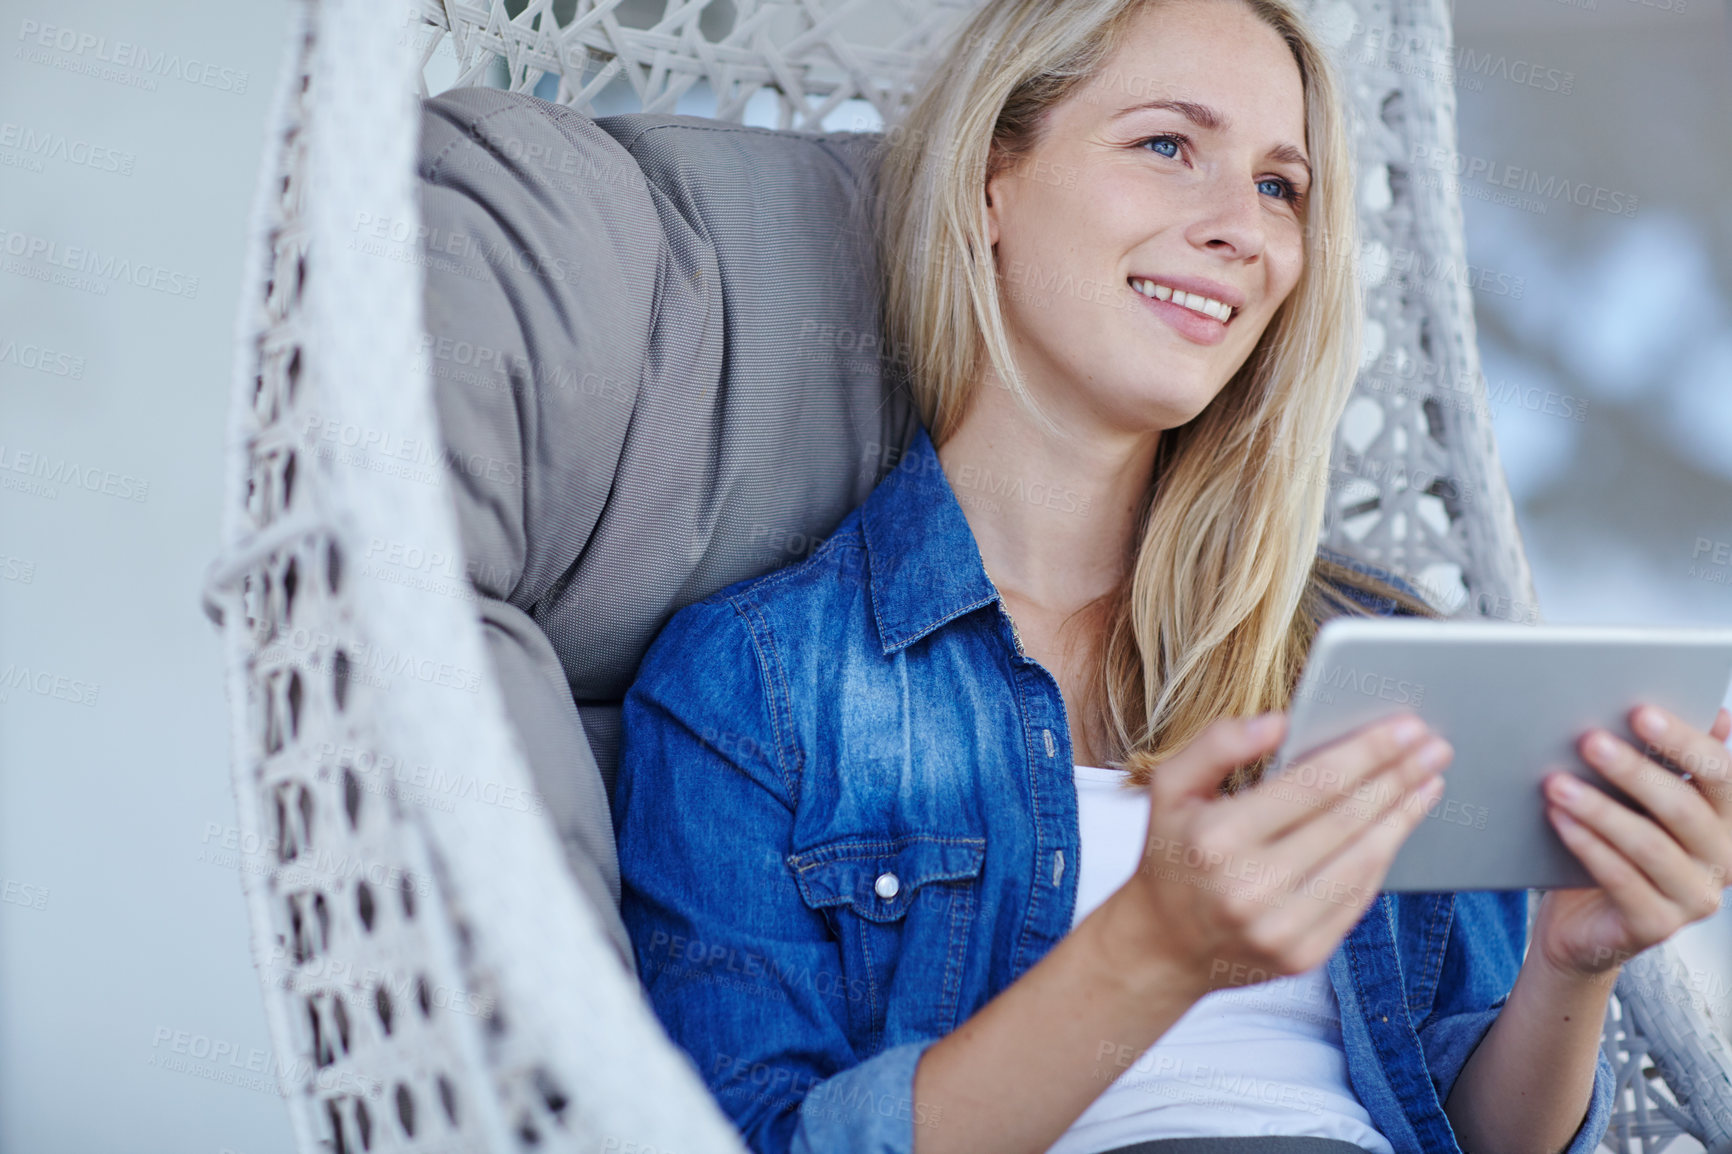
[1534, 704, 1732, 979]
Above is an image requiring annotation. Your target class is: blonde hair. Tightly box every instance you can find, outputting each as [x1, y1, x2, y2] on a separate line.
[873, 0, 1438, 791]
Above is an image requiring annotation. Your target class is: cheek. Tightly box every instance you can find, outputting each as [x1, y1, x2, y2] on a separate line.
[1273, 229, 1308, 300]
[1000, 178, 1087, 267]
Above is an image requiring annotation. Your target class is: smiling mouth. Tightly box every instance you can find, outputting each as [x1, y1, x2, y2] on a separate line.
[1129, 277, 1238, 323]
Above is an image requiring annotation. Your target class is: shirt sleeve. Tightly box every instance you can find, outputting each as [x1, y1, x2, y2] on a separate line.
[612, 594, 940, 1154]
[1416, 890, 1616, 1154]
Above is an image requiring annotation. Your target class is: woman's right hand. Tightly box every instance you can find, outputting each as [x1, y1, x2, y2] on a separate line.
[1100, 711, 1453, 997]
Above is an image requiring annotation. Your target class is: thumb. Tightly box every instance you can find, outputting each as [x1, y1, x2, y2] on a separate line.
[1148, 712, 1288, 803]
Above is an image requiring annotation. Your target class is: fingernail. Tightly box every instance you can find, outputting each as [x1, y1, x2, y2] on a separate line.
[1639, 706, 1668, 737]
[1391, 716, 1426, 746]
[1416, 738, 1452, 772]
[1551, 775, 1583, 801]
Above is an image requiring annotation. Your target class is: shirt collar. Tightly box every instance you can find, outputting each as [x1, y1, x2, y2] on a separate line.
[860, 424, 1002, 655]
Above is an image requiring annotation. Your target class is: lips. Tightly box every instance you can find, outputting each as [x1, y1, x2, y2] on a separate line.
[1122, 275, 1247, 346]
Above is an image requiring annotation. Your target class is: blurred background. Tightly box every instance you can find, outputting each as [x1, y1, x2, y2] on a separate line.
[0, 0, 1727, 1150]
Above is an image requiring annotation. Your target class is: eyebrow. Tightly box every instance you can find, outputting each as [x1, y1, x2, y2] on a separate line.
[1113, 98, 1312, 184]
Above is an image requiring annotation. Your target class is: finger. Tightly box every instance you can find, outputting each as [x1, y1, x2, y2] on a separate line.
[1543, 780, 1724, 924]
[1575, 727, 1732, 880]
[1547, 805, 1719, 940]
[1150, 713, 1288, 806]
[1711, 707, 1731, 744]
[1255, 773, 1446, 949]
[1628, 705, 1732, 823]
[1271, 736, 1452, 879]
[1231, 712, 1432, 843]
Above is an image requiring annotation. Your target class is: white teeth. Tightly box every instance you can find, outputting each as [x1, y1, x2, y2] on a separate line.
[1131, 278, 1232, 321]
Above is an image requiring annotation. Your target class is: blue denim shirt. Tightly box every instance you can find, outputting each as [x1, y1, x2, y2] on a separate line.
[613, 424, 1615, 1154]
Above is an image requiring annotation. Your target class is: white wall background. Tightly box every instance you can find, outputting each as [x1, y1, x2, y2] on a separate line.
[0, 1, 1726, 1152]
[0, 2, 293, 1152]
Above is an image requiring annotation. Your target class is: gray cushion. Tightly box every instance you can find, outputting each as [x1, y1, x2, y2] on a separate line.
[415, 88, 919, 964]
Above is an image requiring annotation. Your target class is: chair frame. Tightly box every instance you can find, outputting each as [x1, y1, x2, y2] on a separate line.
[202, 1, 1732, 1151]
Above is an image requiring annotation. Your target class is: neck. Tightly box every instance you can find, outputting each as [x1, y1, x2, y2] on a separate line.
[935, 381, 1160, 615]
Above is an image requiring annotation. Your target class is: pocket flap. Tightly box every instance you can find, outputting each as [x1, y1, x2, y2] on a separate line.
[789, 835, 986, 923]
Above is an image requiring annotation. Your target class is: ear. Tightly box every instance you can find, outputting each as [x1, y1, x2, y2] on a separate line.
[984, 143, 1010, 250]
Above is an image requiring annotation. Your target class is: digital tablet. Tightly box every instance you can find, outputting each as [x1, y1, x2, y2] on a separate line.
[1267, 618, 1732, 891]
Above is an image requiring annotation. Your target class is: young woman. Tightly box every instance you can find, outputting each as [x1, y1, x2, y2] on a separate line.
[611, 2, 1732, 1152]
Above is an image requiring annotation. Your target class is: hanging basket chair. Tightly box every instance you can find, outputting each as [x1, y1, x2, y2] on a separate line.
[201, 2, 1732, 1152]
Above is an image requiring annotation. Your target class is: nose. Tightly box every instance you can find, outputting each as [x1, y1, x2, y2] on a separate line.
[1184, 170, 1268, 263]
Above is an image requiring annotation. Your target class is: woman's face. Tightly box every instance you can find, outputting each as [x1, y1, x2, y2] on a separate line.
[985, 0, 1311, 435]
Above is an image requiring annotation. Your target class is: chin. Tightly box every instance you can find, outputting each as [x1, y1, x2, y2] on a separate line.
[1105, 377, 1224, 431]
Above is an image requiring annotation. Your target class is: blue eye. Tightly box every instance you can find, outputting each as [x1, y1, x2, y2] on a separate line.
[1259, 176, 1301, 203]
[1140, 134, 1183, 159]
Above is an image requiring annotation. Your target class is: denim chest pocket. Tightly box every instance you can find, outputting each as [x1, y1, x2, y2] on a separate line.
[789, 834, 986, 1050]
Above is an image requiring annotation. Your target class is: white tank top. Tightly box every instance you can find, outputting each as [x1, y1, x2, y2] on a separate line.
[1046, 764, 1396, 1154]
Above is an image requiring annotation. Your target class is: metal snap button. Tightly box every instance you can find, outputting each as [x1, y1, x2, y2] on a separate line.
[874, 872, 900, 900]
